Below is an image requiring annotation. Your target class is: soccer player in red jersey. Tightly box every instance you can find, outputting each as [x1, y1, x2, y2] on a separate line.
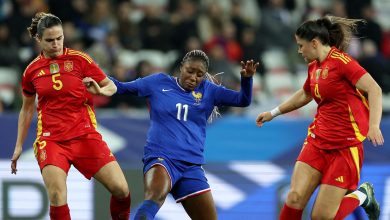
[256, 16, 384, 220]
[10, 12, 130, 220]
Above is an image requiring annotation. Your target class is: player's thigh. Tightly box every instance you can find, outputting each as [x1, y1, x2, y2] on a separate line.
[181, 191, 217, 220]
[143, 165, 171, 201]
[288, 161, 322, 207]
[311, 184, 348, 219]
[41, 165, 68, 205]
[94, 161, 129, 198]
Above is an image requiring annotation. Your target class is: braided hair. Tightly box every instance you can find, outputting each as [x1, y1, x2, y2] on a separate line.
[181, 50, 221, 123]
[295, 15, 364, 51]
[27, 12, 62, 39]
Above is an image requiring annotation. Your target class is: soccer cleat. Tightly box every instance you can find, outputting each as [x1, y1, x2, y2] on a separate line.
[358, 182, 380, 220]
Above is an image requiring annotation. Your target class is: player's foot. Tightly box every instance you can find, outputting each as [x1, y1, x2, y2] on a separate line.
[358, 182, 380, 220]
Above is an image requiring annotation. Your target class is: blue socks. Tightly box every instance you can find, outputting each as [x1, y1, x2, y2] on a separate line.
[134, 200, 160, 220]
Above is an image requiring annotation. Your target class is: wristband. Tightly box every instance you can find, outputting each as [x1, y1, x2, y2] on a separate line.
[270, 107, 281, 117]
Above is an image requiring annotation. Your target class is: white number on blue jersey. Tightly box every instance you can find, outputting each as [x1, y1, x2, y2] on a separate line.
[176, 103, 188, 121]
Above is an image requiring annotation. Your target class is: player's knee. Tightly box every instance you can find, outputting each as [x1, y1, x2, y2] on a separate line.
[286, 190, 304, 208]
[110, 181, 129, 198]
[47, 187, 66, 205]
[144, 190, 167, 204]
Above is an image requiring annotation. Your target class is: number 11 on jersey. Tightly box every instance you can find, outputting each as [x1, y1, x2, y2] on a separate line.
[176, 103, 188, 121]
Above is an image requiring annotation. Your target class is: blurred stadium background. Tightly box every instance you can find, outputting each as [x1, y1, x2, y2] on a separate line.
[0, 0, 390, 219]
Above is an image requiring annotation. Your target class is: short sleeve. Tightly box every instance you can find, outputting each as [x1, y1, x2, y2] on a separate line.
[302, 71, 311, 93]
[83, 60, 107, 83]
[341, 58, 367, 85]
[21, 69, 35, 96]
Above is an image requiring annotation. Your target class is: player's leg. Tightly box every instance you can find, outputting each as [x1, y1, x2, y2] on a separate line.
[134, 165, 171, 220]
[172, 164, 216, 220]
[311, 184, 348, 219]
[181, 192, 217, 220]
[94, 161, 131, 220]
[42, 165, 70, 220]
[72, 134, 130, 220]
[280, 161, 322, 220]
[327, 145, 379, 220]
[36, 139, 71, 220]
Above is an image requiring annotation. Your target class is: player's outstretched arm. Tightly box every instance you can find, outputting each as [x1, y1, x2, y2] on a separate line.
[256, 89, 312, 127]
[11, 95, 35, 174]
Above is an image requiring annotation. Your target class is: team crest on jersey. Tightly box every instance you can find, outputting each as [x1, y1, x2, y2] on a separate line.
[321, 66, 329, 79]
[315, 69, 321, 81]
[50, 63, 60, 74]
[192, 91, 202, 104]
[64, 61, 73, 72]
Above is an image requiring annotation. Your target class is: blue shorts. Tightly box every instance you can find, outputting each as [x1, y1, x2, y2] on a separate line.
[143, 156, 211, 203]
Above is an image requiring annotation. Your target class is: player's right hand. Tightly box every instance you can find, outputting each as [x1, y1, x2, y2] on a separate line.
[11, 147, 22, 174]
[83, 77, 101, 95]
[256, 112, 273, 127]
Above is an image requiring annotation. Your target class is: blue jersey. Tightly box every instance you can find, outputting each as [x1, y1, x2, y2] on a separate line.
[111, 73, 252, 164]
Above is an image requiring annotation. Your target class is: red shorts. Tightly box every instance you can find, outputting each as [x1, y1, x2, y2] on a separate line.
[297, 140, 363, 190]
[33, 133, 116, 179]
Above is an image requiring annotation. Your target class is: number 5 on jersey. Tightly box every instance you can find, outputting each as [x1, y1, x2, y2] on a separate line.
[176, 103, 188, 121]
[52, 73, 63, 90]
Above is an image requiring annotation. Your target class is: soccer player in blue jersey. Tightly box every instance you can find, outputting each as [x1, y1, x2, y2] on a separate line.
[84, 50, 259, 219]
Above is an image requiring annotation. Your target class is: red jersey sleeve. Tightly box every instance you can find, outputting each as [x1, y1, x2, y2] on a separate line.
[69, 49, 107, 83]
[21, 65, 36, 97]
[341, 56, 367, 85]
[303, 61, 315, 92]
[79, 53, 107, 83]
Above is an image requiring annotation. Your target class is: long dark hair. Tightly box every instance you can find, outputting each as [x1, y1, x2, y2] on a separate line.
[27, 12, 62, 39]
[295, 15, 364, 51]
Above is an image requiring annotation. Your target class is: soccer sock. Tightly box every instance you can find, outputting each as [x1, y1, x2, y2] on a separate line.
[110, 193, 131, 220]
[134, 200, 160, 220]
[333, 196, 360, 220]
[279, 203, 303, 220]
[356, 187, 369, 206]
[50, 204, 71, 220]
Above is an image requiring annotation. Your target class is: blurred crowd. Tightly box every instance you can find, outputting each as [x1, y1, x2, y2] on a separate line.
[0, 0, 390, 116]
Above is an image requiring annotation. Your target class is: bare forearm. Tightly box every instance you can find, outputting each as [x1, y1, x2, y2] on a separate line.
[368, 86, 382, 128]
[279, 89, 312, 114]
[15, 108, 34, 148]
[98, 78, 117, 96]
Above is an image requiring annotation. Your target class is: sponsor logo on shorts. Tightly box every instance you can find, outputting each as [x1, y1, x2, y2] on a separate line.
[39, 149, 47, 162]
[157, 157, 164, 161]
[335, 176, 344, 183]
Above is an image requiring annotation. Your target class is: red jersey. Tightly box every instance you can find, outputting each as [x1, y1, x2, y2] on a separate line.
[22, 48, 106, 141]
[303, 47, 369, 149]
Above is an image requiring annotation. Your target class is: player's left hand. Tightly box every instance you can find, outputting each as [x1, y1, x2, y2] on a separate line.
[83, 77, 101, 95]
[367, 126, 384, 146]
[11, 146, 22, 174]
[240, 60, 259, 77]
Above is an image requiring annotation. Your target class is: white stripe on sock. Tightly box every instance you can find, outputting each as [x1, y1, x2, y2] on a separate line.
[354, 190, 368, 206]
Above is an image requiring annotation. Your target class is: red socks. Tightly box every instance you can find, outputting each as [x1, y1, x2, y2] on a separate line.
[333, 196, 360, 220]
[280, 204, 303, 220]
[50, 204, 71, 220]
[110, 193, 131, 220]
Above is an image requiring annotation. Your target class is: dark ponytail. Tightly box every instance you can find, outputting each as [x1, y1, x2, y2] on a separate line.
[27, 12, 62, 39]
[296, 15, 364, 51]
